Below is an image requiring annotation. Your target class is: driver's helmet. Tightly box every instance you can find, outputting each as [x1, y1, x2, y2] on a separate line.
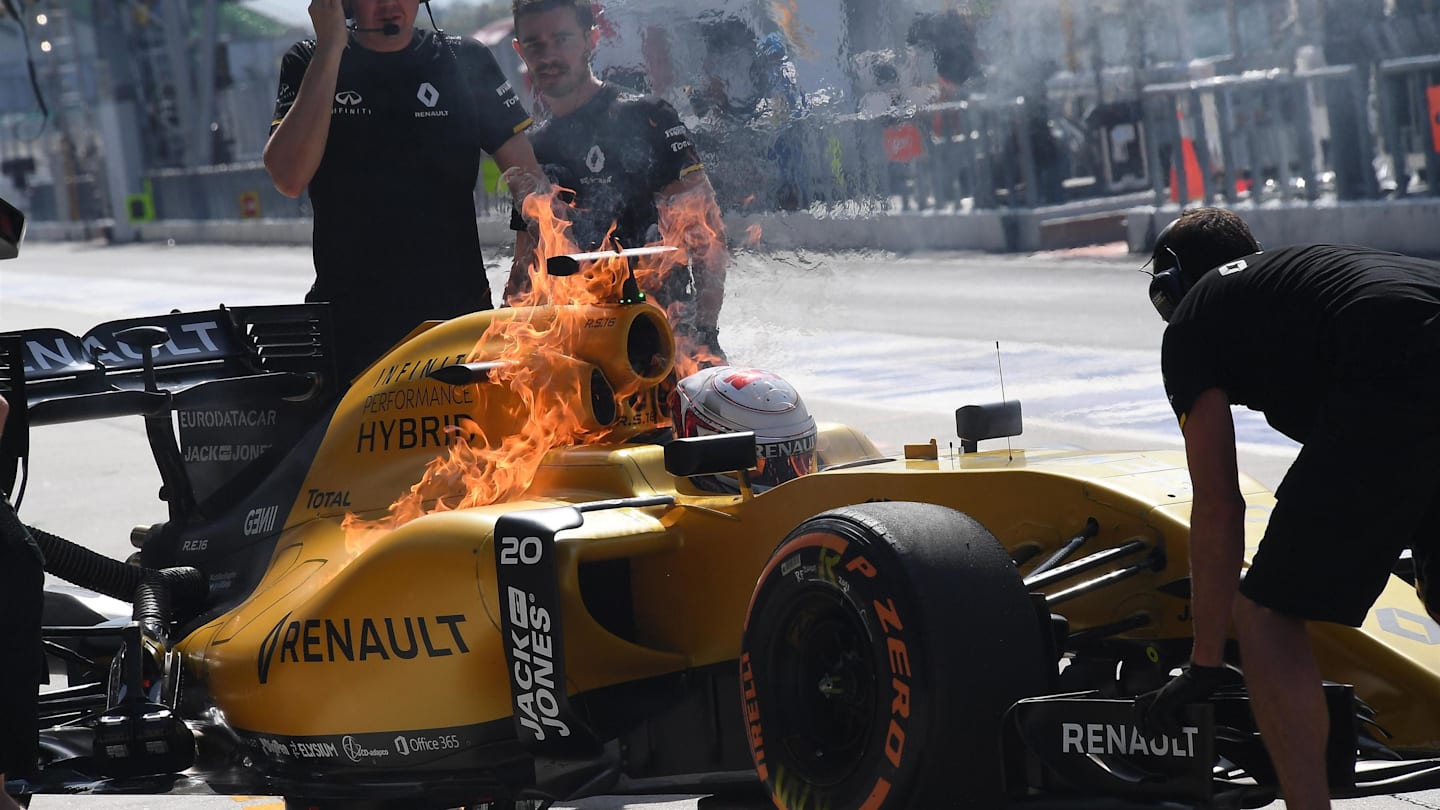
[669, 365, 817, 492]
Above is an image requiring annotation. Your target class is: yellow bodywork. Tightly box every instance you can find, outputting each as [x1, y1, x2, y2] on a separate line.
[172, 304, 1440, 751]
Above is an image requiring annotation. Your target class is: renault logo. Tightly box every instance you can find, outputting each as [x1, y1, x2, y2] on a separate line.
[585, 144, 605, 173]
[335, 90, 363, 106]
[417, 82, 439, 107]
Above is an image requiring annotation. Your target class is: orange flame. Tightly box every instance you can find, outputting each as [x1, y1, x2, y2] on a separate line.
[342, 183, 729, 547]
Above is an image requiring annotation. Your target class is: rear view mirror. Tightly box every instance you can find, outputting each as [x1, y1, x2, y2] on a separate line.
[0, 196, 26, 260]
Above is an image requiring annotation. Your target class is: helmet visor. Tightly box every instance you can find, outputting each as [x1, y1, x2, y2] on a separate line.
[751, 436, 817, 489]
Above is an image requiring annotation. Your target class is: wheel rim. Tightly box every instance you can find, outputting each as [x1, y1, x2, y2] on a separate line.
[764, 583, 878, 786]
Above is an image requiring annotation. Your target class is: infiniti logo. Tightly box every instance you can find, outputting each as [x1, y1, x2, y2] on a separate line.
[335, 90, 363, 106]
[417, 82, 439, 107]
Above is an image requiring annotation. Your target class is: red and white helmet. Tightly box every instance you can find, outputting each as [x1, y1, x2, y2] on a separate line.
[669, 365, 817, 491]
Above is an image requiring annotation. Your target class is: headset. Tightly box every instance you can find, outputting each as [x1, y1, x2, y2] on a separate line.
[1146, 218, 1188, 323]
[344, 0, 402, 36]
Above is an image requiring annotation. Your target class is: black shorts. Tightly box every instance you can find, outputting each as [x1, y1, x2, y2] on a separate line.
[1239, 383, 1440, 626]
[0, 546, 43, 778]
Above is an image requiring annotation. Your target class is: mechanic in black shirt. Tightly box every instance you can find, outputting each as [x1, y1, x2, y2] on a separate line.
[1138, 207, 1440, 810]
[0, 394, 44, 809]
[504, 0, 730, 360]
[265, 0, 544, 383]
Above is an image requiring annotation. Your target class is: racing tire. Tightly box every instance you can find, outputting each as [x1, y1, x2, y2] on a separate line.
[740, 502, 1051, 810]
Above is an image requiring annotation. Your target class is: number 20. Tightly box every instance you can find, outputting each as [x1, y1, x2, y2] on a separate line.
[500, 536, 543, 566]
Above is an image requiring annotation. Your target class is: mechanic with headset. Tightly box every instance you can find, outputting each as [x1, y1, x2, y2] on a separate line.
[502, 0, 730, 362]
[265, 0, 546, 383]
[0, 394, 43, 810]
[1137, 207, 1440, 810]
[669, 366, 817, 493]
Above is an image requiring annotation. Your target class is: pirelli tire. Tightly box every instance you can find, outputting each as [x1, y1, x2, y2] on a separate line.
[740, 502, 1051, 810]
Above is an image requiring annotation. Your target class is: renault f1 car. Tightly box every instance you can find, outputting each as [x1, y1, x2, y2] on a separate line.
[3, 201, 1440, 810]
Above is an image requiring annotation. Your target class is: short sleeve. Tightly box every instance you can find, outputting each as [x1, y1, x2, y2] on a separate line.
[270, 41, 314, 135]
[1160, 319, 1219, 426]
[460, 41, 532, 154]
[639, 98, 704, 188]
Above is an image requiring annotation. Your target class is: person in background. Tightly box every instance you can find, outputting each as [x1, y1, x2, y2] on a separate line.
[264, 0, 543, 383]
[504, 0, 729, 361]
[1137, 207, 1440, 810]
[0, 393, 44, 810]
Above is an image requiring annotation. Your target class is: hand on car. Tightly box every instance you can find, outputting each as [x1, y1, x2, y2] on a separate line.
[1135, 662, 1226, 738]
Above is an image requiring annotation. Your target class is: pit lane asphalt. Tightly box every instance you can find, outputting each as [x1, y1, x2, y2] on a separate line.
[5, 240, 1432, 810]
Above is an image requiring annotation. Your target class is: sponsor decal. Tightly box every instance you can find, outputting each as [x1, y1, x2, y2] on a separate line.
[355, 414, 476, 453]
[496, 81, 512, 96]
[758, 435, 816, 459]
[369, 353, 468, 388]
[178, 409, 278, 428]
[392, 732, 461, 756]
[416, 82, 439, 107]
[670, 139, 693, 153]
[23, 320, 227, 375]
[503, 96, 519, 108]
[335, 90, 363, 105]
[342, 734, 391, 763]
[305, 489, 353, 510]
[183, 443, 274, 463]
[1375, 607, 1440, 645]
[361, 383, 474, 414]
[1218, 258, 1248, 276]
[663, 125, 686, 139]
[244, 505, 280, 536]
[585, 144, 605, 173]
[504, 584, 570, 741]
[257, 613, 469, 684]
[741, 653, 767, 780]
[1060, 722, 1201, 758]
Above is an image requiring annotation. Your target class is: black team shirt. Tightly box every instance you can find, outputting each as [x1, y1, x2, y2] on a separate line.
[1162, 245, 1440, 442]
[272, 31, 531, 380]
[509, 83, 704, 250]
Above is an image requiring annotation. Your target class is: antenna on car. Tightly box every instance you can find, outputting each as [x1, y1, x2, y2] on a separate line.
[996, 341, 1012, 461]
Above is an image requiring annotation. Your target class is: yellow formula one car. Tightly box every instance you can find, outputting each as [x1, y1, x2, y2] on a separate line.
[3, 215, 1440, 810]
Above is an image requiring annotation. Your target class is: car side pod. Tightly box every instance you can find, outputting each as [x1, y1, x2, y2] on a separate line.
[956, 400, 1023, 453]
[493, 496, 674, 761]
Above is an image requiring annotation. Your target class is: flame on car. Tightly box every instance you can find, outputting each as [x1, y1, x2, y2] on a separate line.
[342, 184, 731, 548]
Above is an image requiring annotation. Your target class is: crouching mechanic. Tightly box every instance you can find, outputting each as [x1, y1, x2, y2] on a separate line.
[1136, 207, 1440, 810]
[1, 394, 44, 810]
[668, 366, 817, 492]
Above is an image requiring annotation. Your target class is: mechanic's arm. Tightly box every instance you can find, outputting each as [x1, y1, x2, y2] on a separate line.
[1181, 386, 1247, 668]
[657, 170, 729, 334]
[263, 0, 347, 198]
[495, 136, 546, 306]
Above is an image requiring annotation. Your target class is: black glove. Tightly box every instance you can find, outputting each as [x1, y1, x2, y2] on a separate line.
[1135, 663, 1226, 738]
